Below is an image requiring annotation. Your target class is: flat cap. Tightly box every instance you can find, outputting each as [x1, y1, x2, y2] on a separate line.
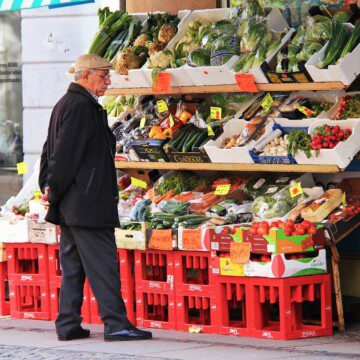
[68, 53, 113, 73]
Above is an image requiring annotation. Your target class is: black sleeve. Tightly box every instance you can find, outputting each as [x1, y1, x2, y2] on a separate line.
[39, 139, 48, 193]
[47, 101, 95, 204]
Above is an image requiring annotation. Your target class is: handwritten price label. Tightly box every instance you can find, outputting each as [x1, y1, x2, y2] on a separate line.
[235, 73, 258, 93]
[210, 107, 222, 120]
[289, 182, 303, 198]
[230, 242, 251, 264]
[207, 124, 215, 137]
[261, 93, 274, 113]
[140, 117, 146, 128]
[169, 114, 175, 127]
[149, 229, 173, 250]
[152, 72, 171, 94]
[214, 184, 231, 195]
[131, 177, 147, 189]
[181, 228, 202, 251]
[157, 100, 168, 114]
[17, 162, 28, 175]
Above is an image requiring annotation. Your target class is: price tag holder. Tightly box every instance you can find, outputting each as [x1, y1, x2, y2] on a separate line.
[289, 182, 303, 198]
[261, 93, 274, 113]
[207, 124, 215, 137]
[235, 73, 259, 93]
[17, 162, 28, 175]
[230, 242, 251, 264]
[210, 107, 222, 120]
[342, 192, 347, 207]
[181, 228, 202, 251]
[157, 100, 168, 114]
[169, 114, 175, 127]
[214, 184, 231, 195]
[152, 72, 171, 94]
[34, 190, 42, 202]
[298, 106, 315, 117]
[149, 229, 173, 251]
[140, 117, 146, 129]
[131, 177, 147, 189]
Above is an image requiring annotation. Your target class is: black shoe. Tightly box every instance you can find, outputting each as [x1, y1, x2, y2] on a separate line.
[104, 326, 152, 342]
[58, 327, 90, 341]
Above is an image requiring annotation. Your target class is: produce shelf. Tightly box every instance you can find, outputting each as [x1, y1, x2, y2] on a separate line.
[115, 161, 341, 173]
[106, 82, 346, 96]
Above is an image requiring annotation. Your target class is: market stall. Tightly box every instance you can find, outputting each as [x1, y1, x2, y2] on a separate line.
[1, 0, 360, 340]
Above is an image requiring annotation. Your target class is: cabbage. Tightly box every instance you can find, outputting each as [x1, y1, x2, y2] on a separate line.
[264, 200, 291, 219]
[252, 196, 275, 217]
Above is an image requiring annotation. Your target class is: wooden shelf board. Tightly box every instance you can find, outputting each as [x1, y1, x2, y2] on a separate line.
[106, 82, 345, 96]
[115, 161, 341, 173]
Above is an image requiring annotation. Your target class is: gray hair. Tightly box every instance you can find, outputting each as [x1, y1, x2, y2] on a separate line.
[74, 70, 86, 81]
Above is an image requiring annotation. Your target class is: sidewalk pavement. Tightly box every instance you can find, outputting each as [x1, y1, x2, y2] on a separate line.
[0, 317, 359, 360]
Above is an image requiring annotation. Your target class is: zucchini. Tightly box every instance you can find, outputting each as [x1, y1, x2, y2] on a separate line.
[183, 132, 202, 153]
[163, 220, 174, 227]
[181, 130, 198, 152]
[182, 216, 210, 226]
[175, 214, 206, 222]
[176, 129, 193, 151]
[192, 130, 208, 150]
[171, 129, 188, 149]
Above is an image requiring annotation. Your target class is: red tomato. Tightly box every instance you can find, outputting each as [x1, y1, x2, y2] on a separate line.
[270, 222, 279, 229]
[301, 220, 312, 230]
[250, 227, 257, 235]
[222, 226, 231, 235]
[308, 226, 316, 235]
[285, 219, 295, 228]
[260, 221, 269, 228]
[278, 222, 286, 229]
[284, 225, 293, 235]
[260, 255, 271, 263]
[284, 229, 292, 237]
[257, 226, 269, 236]
[294, 226, 305, 235]
[290, 255, 297, 260]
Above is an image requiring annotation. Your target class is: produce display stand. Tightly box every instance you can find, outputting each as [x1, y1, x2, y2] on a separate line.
[109, 77, 360, 333]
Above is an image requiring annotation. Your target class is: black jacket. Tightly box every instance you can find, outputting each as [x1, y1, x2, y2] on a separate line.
[39, 83, 119, 228]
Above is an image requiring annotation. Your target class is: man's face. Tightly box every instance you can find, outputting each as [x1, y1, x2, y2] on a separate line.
[85, 69, 111, 97]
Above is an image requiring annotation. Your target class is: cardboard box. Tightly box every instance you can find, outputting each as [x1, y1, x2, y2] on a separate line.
[209, 224, 243, 251]
[0, 217, 28, 243]
[240, 227, 325, 255]
[244, 249, 327, 278]
[115, 223, 147, 250]
[131, 139, 169, 162]
[27, 219, 59, 244]
[210, 251, 244, 276]
[0, 243, 6, 262]
[178, 227, 210, 251]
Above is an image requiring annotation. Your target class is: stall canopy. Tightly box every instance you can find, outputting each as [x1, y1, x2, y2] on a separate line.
[0, 0, 94, 12]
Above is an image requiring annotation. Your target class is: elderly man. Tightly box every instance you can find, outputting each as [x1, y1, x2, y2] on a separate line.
[39, 54, 152, 342]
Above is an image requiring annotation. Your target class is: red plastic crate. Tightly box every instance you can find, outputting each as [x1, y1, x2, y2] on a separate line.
[174, 251, 217, 296]
[249, 274, 332, 340]
[89, 285, 136, 325]
[117, 249, 135, 291]
[216, 276, 251, 337]
[134, 250, 175, 292]
[48, 244, 61, 286]
[0, 262, 10, 316]
[9, 282, 50, 320]
[176, 294, 219, 334]
[7, 243, 49, 286]
[136, 290, 176, 330]
[49, 281, 91, 323]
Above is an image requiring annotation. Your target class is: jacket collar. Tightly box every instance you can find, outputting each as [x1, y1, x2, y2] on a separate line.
[68, 82, 103, 110]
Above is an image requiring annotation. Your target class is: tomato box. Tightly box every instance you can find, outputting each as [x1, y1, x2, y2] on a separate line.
[210, 251, 244, 277]
[240, 226, 325, 255]
[244, 249, 327, 278]
[178, 227, 210, 251]
[209, 224, 244, 252]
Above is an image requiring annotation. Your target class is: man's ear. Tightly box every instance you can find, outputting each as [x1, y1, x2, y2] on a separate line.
[83, 70, 91, 82]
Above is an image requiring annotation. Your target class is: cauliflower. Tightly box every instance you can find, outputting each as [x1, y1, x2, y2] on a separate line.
[158, 24, 177, 44]
[149, 50, 173, 69]
[133, 34, 151, 47]
[115, 48, 141, 75]
[148, 40, 166, 55]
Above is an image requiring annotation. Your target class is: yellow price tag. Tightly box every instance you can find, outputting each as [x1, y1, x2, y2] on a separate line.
[34, 190, 42, 202]
[140, 117, 146, 129]
[342, 192, 347, 207]
[169, 114, 175, 127]
[261, 93, 274, 113]
[157, 100, 168, 114]
[210, 107, 222, 120]
[131, 177, 147, 189]
[214, 184, 231, 195]
[207, 124, 215, 137]
[298, 106, 315, 118]
[289, 182, 303, 198]
[17, 162, 28, 175]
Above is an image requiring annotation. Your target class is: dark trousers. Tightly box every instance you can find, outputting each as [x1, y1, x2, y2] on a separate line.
[56, 225, 131, 335]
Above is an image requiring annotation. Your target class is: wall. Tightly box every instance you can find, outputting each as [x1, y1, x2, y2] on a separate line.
[21, 0, 118, 181]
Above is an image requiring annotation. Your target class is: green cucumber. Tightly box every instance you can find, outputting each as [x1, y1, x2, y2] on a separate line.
[171, 129, 188, 149]
[182, 216, 210, 226]
[175, 214, 207, 222]
[192, 130, 208, 150]
[176, 129, 193, 151]
[183, 132, 202, 153]
[181, 130, 198, 152]
[162, 220, 174, 227]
